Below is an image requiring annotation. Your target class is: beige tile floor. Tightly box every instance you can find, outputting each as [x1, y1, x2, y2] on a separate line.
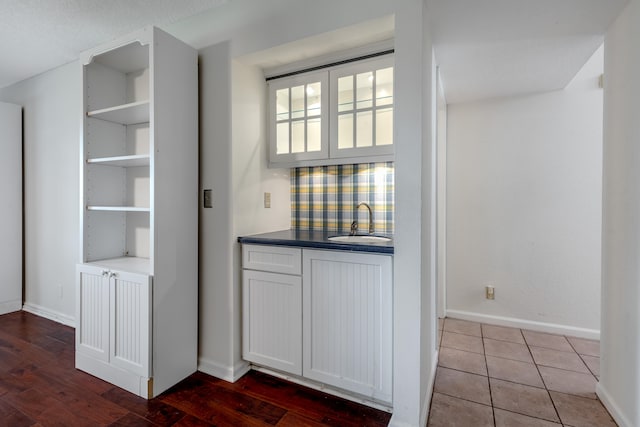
[427, 318, 617, 427]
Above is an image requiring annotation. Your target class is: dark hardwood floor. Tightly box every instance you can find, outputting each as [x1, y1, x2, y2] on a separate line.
[0, 311, 391, 426]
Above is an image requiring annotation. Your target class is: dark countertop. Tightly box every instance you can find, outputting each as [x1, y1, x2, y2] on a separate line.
[238, 229, 394, 255]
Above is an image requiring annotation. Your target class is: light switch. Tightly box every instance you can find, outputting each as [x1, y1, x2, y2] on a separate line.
[203, 189, 212, 208]
[264, 192, 271, 208]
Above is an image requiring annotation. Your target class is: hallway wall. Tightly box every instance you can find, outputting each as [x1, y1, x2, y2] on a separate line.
[600, 0, 640, 425]
[445, 47, 604, 337]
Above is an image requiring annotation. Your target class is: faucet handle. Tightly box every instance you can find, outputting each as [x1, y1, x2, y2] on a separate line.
[350, 220, 358, 236]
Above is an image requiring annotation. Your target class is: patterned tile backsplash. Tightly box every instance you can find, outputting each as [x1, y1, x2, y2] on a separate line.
[291, 162, 394, 234]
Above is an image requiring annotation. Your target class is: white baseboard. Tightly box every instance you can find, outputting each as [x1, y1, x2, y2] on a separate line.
[198, 357, 250, 383]
[446, 309, 600, 340]
[596, 382, 634, 427]
[22, 302, 75, 328]
[0, 300, 22, 315]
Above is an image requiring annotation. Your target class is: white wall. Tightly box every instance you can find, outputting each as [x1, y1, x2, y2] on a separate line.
[446, 47, 604, 337]
[599, 0, 640, 425]
[0, 102, 22, 315]
[231, 60, 290, 236]
[436, 68, 447, 318]
[196, 42, 292, 382]
[197, 41, 237, 379]
[0, 62, 80, 325]
[392, 1, 436, 425]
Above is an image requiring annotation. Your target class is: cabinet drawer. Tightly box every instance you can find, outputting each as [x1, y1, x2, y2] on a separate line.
[242, 244, 301, 275]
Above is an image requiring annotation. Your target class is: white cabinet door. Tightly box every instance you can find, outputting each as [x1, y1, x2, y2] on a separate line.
[303, 249, 393, 403]
[76, 264, 110, 362]
[76, 264, 151, 377]
[329, 56, 394, 159]
[268, 71, 329, 166]
[243, 269, 302, 375]
[110, 270, 151, 377]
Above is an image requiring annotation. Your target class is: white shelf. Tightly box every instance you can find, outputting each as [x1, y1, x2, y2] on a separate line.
[87, 154, 150, 167]
[87, 100, 149, 125]
[87, 205, 150, 212]
[86, 256, 151, 276]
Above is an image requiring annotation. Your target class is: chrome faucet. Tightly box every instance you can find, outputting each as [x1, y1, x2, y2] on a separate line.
[352, 202, 374, 235]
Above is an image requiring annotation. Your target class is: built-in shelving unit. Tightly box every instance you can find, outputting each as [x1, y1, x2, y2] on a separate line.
[76, 26, 198, 400]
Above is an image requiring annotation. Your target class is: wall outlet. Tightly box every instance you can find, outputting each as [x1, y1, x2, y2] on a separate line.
[264, 192, 271, 208]
[58, 285, 63, 298]
[203, 189, 212, 208]
[485, 286, 495, 300]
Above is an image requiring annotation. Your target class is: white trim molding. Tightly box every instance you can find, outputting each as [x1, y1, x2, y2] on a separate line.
[419, 349, 439, 427]
[596, 383, 633, 427]
[446, 310, 600, 340]
[197, 357, 250, 383]
[22, 303, 75, 327]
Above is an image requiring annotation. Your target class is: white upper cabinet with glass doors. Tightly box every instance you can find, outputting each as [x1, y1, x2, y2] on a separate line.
[269, 71, 328, 164]
[268, 53, 394, 168]
[330, 56, 394, 159]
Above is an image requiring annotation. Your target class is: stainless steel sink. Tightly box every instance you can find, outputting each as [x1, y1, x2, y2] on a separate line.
[328, 235, 392, 243]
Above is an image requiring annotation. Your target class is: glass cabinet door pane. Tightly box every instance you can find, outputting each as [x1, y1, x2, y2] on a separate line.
[338, 114, 354, 149]
[276, 88, 289, 120]
[307, 118, 321, 152]
[291, 121, 305, 153]
[276, 122, 289, 154]
[338, 76, 353, 112]
[356, 72, 373, 109]
[376, 67, 393, 106]
[356, 111, 373, 148]
[307, 82, 321, 117]
[376, 108, 393, 146]
[291, 85, 305, 119]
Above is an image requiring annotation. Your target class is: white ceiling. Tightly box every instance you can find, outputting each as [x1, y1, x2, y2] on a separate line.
[0, 0, 631, 103]
[0, 0, 227, 89]
[428, 0, 629, 104]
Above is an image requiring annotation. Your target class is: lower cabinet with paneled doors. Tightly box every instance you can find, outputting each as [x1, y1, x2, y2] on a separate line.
[75, 263, 152, 397]
[241, 244, 393, 406]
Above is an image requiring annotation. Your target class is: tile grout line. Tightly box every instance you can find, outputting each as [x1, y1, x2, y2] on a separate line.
[523, 328, 563, 425]
[564, 336, 599, 381]
[577, 352, 600, 379]
[479, 324, 497, 427]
